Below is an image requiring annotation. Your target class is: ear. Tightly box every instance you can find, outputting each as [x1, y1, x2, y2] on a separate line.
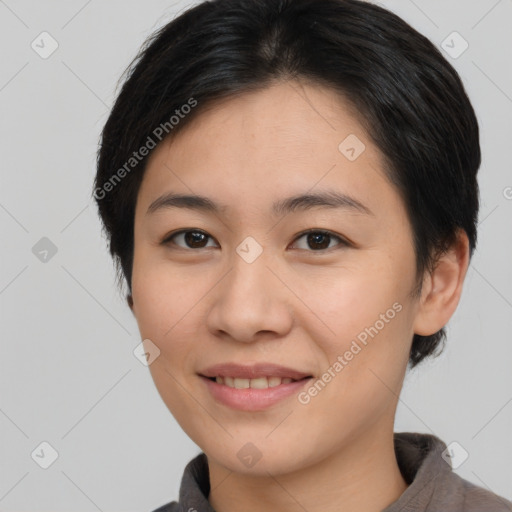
[413, 229, 470, 336]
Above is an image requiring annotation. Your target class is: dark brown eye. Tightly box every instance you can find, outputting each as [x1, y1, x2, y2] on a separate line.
[185, 231, 208, 248]
[306, 232, 331, 250]
[292, 230, 347, 251]
[164, 230, 217, 249]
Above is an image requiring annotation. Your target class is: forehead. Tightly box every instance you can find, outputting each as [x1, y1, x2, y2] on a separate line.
[138, 79, 395, 217]
[165, 80, 371, 162]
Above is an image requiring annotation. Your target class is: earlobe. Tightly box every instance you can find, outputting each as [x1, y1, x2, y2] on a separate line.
[413, 230, 470, 336]
[127, 293, 134, 312]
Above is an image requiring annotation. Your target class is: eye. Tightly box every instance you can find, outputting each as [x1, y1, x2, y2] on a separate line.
[290, 229, 348, 252]
[162, 229, 218, 249]
[161, 228, 349, 252]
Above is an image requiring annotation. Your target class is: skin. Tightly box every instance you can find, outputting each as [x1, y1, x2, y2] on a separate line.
[129, 79, 470, 512]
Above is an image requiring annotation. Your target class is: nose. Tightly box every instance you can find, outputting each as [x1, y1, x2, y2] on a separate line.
[205, 251, 294, 343]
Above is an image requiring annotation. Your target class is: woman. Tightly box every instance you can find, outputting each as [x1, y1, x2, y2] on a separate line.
[93, 0, 512, 510]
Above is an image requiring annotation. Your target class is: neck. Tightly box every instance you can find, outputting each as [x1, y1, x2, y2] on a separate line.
[207, 426, 408, 512]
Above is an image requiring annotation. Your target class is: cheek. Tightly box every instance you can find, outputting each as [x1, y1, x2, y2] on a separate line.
[131, 254, 203, 339]
[131, 260, 207, 423]
[295, 257, 413, 396]
[294, 258, 408, 341]
[298, 302, 411, 444]
[130, 255, 220, 396]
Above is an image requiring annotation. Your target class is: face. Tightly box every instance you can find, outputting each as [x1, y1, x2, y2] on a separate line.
[130, 79, 422, 476]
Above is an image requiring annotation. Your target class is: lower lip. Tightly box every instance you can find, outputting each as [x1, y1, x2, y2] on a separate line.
[200, 376, 312, 411]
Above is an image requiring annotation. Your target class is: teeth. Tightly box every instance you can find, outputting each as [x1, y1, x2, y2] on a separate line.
[234, 377, 250, 389]
[214, 376, 295, 388]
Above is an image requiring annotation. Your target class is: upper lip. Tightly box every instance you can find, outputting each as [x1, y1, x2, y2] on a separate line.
[199, 363, 312, 380]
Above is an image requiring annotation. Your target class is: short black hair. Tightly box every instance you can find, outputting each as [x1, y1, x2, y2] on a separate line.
[93, 0, 480, 368]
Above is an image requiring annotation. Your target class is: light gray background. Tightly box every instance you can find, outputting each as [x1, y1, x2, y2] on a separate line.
[1, 1, 511, 511]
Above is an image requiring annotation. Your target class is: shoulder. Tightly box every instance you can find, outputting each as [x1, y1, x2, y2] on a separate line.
[389, 432, 512, 512]
[424, 464, 512, 511]
[454, 473, 512, 512]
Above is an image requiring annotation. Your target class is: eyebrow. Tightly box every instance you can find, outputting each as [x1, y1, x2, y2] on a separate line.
[146, 190, 374, 217]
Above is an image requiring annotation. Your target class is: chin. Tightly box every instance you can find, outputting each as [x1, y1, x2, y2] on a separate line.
[203, 439, 313, 476]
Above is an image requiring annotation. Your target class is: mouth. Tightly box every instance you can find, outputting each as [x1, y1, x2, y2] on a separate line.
[197, 362, 313, 410]
[199, 373, 313, 411]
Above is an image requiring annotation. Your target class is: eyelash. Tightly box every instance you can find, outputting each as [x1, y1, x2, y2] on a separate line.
[161, 228, 349, 253]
